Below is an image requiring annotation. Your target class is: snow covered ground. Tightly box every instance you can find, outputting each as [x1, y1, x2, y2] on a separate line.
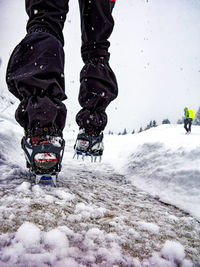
[0, 102, 200, 266]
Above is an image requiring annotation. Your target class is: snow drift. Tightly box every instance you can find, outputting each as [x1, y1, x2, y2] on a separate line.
[104, 124, 200, 221]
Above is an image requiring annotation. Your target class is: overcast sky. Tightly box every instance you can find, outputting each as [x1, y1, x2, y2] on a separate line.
[1, 0, 200, 133]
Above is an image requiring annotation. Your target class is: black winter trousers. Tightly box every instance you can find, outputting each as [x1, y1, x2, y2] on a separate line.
[6, 0, 118, 136]
[184, 118, 192, 132]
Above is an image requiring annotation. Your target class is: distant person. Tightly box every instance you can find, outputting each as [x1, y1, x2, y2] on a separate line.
[184, 107, 195, 134]
[6, 0, 118, 184]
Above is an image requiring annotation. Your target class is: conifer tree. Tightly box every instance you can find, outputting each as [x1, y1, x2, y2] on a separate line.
[194, 107, 200, 125]
[138, 127, 143, 133]
[122, 128, 127, 135]
[152, 120, 157, 127]
[162, 119, 170, 124]
[177, 119, 183, 124]
[145, 120, 157, 130]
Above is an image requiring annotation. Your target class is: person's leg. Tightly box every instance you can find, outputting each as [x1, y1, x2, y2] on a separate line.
[184, 119, 188, 132]
[79, 0, 116, 63]
[76, 0, 118, 135]
[26, 0, 68, 46]
[6, 0, 69, 137]
[188, 119, 192, 132]
[6, 0, 69, 180]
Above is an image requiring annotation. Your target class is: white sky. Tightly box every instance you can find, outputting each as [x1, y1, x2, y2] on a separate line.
[1, 0, 200, 133]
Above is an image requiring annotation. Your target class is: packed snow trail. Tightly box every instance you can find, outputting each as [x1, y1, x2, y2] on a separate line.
[0, 159, 200, 266]
[0, 115, 200, 266]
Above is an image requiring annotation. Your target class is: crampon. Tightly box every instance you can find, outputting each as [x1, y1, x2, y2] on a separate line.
[73, 131, 104, 162]
[21, 136, 65, 186]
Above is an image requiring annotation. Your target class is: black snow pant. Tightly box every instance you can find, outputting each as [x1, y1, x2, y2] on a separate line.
[184, 118, 192, 132]
[6, 0, 118, 136]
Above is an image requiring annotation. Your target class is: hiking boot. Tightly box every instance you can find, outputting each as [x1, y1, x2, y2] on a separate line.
[74, 129, 104, 158]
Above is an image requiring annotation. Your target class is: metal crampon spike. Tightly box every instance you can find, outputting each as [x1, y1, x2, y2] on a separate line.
[51, 175, 57, 187]
[73, 151, 102, 163]
[35, 175, 42, 185]
[94, 156, 102, 163]
[91, 155, 94, 162]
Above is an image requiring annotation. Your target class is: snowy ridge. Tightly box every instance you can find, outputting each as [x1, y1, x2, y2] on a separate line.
[0, 108, 200, 266]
